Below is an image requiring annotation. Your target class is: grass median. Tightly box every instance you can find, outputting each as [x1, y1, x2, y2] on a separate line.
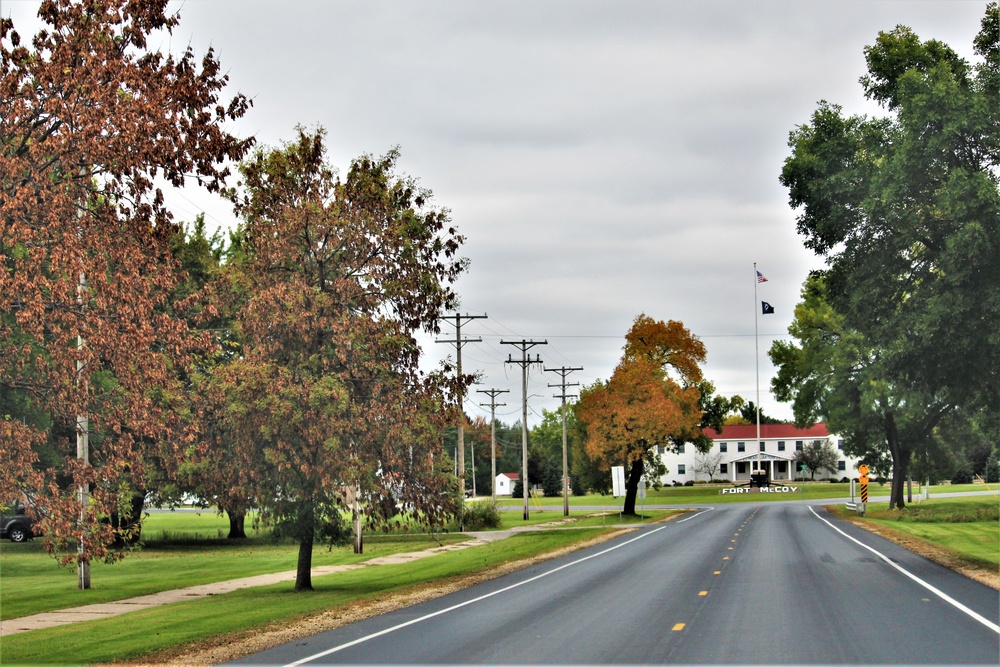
[0, 527, 613, 665]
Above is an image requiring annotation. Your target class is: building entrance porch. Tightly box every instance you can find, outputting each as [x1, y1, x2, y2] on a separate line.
[732, 454, 794, 484]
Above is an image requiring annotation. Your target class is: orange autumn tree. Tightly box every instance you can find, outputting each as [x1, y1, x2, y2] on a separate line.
[577, 315, 708, 514]
[0, 0, 250, 565]
[200, 128, 468, 591]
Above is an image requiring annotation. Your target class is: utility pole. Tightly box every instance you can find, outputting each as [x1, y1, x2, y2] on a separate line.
[501, 339, 546, 520]
[436, 313, 486, 514]
[76, 272, 90, 590]
[477, 388, 509, 504]
[545, 366, 582, 517]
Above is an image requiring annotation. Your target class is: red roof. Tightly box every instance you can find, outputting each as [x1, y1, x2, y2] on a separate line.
[702, 423, 831, 440]
[499, 472, 519, 480]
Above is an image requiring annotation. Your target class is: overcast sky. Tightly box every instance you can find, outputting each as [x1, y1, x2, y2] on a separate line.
[6, 0, 991, 426]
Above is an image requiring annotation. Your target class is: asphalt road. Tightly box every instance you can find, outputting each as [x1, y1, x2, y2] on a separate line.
[232, 504, 999, 665]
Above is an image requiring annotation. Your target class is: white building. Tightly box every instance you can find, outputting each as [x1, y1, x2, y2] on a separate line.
[495, 472, 518, 496]
[655, 423, 863, 485]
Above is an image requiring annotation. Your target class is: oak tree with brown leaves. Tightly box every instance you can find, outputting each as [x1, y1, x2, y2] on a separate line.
[577, 315, 708, 514]
[0, 0, 250, 569]
[201, 127, 468, 591]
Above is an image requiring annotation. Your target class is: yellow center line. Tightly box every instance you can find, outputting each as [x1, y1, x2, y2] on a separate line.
[672, 623, 686, 631]
[699, 591, 708, 596]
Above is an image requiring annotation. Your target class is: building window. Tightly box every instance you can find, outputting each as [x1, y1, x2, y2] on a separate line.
[795, 440, 803, 451]
[778, 441, 786, 451]
[678, 443, 685, 454]
[656, 445, 664, 455]
[738, 442, 745, 452]
[838, 460, 846, 471]
[720, 442, 728, 452]
[678, 464, 686, 475]
[838, 439, 844, 450]
[720, 463, 728, 474]
[759, 441, 766, 452]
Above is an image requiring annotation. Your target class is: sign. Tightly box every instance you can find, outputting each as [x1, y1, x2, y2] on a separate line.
[721, 486, 800, 494]
[638, 476, 646, 500]
[858, 464, 870, 476]
[611, 466, 626, 498]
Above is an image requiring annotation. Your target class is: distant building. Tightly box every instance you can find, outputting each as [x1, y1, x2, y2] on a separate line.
[654, 423, 861, 485]
[495, 472, 519, 496]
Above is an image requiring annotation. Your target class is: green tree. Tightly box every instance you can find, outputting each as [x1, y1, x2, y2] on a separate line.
[777, 7, 999, 506]
[738, 401, 782, 426]
[770, 274, 946, 506]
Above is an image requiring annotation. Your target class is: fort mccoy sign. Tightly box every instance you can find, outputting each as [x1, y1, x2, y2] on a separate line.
[720, 486, 801, 494]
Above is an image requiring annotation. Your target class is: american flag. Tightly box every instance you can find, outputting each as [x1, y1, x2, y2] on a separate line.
[756, 270, 768, 283]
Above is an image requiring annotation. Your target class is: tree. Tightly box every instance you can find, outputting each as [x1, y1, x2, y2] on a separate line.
[577, 315, 708, 515]
[770, 274, 946, 506]
[0, 0, 250, 566]
[693, 451, 725, 482]
[778, 6, 999, 506]
[794, 440, 840, 480]
[738, 401, 782, 426]
[161, 218, 257, 539]
[203, 128, 467, 591]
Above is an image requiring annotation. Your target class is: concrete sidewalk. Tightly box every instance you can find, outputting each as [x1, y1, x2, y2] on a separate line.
[1, 519, 605, 637]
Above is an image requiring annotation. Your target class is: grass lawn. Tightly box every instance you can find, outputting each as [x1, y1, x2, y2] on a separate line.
[487, 481, 989, 508]
[830, 496, 1000, 571]
[0, 515, 467, 621]
[492, 481, 888, 507]
[0, 529, 608, 665]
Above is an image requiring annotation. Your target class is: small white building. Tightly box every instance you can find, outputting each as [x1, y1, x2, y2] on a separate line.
[655, 423, 862, 485]
[495, 472, 519, 496]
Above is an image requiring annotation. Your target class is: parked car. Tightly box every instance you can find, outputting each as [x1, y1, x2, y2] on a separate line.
[1, 503, 36, 543]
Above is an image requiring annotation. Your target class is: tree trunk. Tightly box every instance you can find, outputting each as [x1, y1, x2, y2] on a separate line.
[110, 491, 145, 547]
[226, 509, 247, 539]
[885, 412, 907, 510]
[295, 530, 314, 591]
[622, 458, 643, 515]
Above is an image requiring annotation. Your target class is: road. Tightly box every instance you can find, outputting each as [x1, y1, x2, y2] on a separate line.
[233, 504, 999, 665]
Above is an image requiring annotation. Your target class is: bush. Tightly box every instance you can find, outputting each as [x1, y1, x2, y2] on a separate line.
[951, 462, 974, 485]
[684, 480, 695, 487]
[461, 501, 502, 530]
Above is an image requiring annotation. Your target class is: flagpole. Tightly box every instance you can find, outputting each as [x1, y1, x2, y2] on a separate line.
[753, 262, 761, 480]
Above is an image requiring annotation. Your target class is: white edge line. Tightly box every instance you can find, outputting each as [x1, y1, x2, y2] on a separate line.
[283, 523, 672, 666]
[809, 506, 1000, 634]
[678, 507, 714, 522]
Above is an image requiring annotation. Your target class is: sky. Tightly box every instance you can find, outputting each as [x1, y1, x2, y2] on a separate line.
[5, 0, 992, 427]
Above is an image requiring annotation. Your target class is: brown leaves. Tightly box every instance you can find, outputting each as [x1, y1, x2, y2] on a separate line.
[196, 127, 467, 556]
[578, 314, 706, 467]
[1, 0, 250, 563]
